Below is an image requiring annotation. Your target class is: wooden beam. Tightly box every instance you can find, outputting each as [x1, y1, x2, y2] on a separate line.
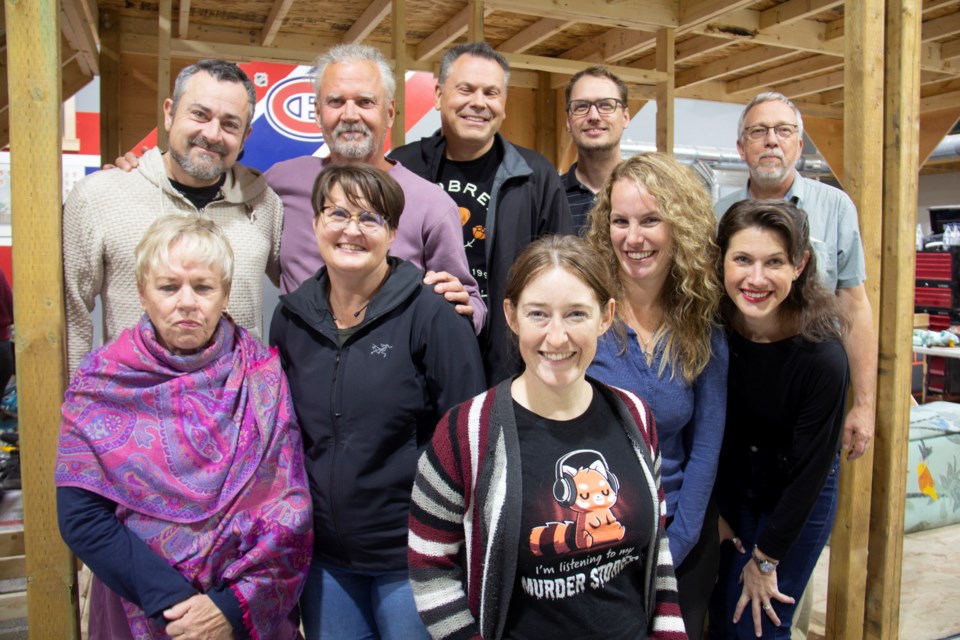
[680, 0, 756, 29]
[675, 34, 733, 61]
[803, 115, 844, 180]
[503, 52, 668, 84]
[922, 9, 960, 41]
[656, 28, 674, 154]
[560, 28, 654, 64]
[675, 45, 795, 89]
[0, 556, 26, 581]
[416, 7, 493, 61]
[499, 18, 574, 54]
[60, 0, 99, 75]
[178, 0, 192, 39]
[536, 72, 556, 163]
[484, 0, 679, 30]
[0, 593, 27, 623]
[775, 69, 845, 99]
[100, 10, 122, 164]
[391, 0, 406, 149]
[868, 1, 920, 638]
[5, 0, 79, 635]
[467, 0, 484, 43]
[695, 10, 844, 56]
[919, 107, 960, 165]
[157, 0, 172, 149]
[726, 55, 842, 96]
[920, 87, 960, 111]
[343, 0, 391, 45]
[759, 0, 843, 31]
[260, 0, 298, 47]
[941, 37, 960, 60]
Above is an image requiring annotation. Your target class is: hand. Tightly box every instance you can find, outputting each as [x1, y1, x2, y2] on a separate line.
[842, 402, 875, 461]
[733, 553, 795, 637]
[719, 516, 745, 553]
[423, 270, 473, 319]
[103, 145, 149, 171]
[163, 594, 234, 640]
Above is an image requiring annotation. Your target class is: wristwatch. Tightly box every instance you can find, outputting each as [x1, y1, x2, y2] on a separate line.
[752, 546, 779, 575]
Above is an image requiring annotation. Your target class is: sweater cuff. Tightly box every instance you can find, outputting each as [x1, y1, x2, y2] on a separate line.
[208, 585, 248, 640]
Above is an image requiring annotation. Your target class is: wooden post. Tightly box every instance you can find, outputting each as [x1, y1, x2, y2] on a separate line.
[5, 0, 80, 635]
[468, 0, 484, 43]
[100, 11, 122, 164]
[157, 0, 173, 149]
[536, 72, 557, 165]
[867, 1, 921, 637]
[391, 0, 407, 149]
[829, 1, 883, 636]
[655, 28, 675, 155]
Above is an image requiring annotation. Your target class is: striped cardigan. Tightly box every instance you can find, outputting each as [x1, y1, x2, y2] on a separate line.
[408, 377, 687, 640]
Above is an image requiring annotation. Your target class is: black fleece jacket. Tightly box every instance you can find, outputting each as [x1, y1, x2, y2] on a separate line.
[270, 258, 486, 572]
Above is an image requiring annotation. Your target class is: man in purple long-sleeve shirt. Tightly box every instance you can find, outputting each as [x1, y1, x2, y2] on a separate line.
[265, 44, 486, 334]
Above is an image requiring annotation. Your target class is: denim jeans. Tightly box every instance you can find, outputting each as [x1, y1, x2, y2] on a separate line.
[709, 455, 840, 639]
[300, 559, 430, 640]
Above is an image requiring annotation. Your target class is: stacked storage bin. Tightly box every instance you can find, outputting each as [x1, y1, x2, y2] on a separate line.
[916, 248, 960, 395]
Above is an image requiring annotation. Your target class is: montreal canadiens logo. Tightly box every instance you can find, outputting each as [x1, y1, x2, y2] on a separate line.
[264, 76, 324, 142]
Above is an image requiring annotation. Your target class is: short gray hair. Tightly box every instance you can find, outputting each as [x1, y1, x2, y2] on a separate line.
[737, 92, 805, 143]
[438, 42, 510, 88]
[135, 215, 234, 294]
[313, 44, 396, 102]
[171, 60, 256, 131]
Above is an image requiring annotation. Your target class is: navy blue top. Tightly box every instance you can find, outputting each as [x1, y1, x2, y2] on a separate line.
[589, 325, 729, 564]
[57, 487, 246, 637]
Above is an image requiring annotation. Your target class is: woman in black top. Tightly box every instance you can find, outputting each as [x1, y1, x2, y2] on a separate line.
[708, 200, 849, 639]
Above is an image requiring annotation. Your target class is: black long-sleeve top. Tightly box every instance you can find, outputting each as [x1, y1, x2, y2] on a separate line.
[57, 487, 246, 637]
[715, 331, 849, 559]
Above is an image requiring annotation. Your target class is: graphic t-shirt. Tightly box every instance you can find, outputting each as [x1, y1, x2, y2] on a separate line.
[437, 145, 501, 300]
[503, 385, 653, 639]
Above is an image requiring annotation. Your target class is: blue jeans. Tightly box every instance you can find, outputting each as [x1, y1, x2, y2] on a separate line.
[300, 560, 430, 640]
[709, 456, 840, 639]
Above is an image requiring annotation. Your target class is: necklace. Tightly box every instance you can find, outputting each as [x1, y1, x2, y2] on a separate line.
[637, 328, 656, 358]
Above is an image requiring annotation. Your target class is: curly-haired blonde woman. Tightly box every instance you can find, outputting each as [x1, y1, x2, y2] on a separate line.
[586, 152, 728, 639]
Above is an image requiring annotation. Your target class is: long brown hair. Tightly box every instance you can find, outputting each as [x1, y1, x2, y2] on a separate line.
[585, 152, 723, 383]
[716, 199, 848, 341]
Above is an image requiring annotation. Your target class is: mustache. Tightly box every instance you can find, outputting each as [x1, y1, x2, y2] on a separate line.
[759, 149, 785, 161]
[188, 135, 228, 156]
[333, 122, 371, 136]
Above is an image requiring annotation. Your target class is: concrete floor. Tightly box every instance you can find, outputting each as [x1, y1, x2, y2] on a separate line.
[808, 523, 960, 640]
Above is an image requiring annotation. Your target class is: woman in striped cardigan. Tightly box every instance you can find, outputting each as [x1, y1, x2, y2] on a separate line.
[408, 235, 687, 640]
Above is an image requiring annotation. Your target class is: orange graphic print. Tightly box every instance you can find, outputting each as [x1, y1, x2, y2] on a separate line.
[472, 225, 486, 240]
[530, 455, 625, 557]
[459, 207, 470, 226]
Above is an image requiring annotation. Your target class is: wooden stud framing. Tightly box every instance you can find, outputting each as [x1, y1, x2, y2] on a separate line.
[5, 0, 79, 635]
[656, 28, 675, 154]
[468, 0, 485, 43]
[157, 0, 172, 149]
[261, 0, 298, 47]
[919, 107, 960, 166]
[343, 0, 391, 45]
[803, 116, 845, 181]
[536, 72, 556, 165]
[100, 10, 122, 164]
[178, 0, 192, 38]
[828, 1, 883, 637]
[867, 1, 921, 636]
[391, 0, 407, 149]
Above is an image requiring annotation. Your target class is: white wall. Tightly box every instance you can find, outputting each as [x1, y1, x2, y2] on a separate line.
[918, 172, 960, 235]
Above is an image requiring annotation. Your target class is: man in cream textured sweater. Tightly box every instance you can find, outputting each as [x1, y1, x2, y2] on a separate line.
[63, 59, 282, 374]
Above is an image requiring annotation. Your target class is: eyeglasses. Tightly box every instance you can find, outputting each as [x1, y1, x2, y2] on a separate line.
[744, 124, 799, 141]
[567, 98, 625, 117]
[319, 206, 388, 233]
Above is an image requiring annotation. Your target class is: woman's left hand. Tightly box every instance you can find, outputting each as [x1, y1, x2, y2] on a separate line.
[164, 594, 234, 640]
[733, 559, 796, 637]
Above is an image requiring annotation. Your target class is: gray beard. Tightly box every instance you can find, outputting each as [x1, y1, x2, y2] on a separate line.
[749, 164, 791, 191]
[170, 146, 224, 182]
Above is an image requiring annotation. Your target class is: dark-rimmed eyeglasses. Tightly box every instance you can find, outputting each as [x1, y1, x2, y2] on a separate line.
[567, 98, 625, 117]
[319, 206, 387, 233]
[744, 124, 799, 141]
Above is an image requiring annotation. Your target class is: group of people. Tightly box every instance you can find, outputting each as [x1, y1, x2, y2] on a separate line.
[52, 37, 877, 640]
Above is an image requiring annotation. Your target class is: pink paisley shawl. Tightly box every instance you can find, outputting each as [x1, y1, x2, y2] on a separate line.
[55, 316, 313, 640]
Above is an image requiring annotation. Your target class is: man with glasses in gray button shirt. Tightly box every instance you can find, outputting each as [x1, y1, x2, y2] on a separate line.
[714, 91, 876, 464]
[561, 66, 630, 234]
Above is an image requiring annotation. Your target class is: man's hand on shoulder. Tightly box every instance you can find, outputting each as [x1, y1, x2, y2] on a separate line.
[424, 270, 473, 319]
[103, 145, 150, 172]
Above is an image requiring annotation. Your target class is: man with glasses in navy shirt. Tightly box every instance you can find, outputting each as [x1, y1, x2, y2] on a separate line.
[561, 66, 630, 233]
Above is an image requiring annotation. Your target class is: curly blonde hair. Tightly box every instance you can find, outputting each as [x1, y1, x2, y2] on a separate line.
[584, 152, 723, 383]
